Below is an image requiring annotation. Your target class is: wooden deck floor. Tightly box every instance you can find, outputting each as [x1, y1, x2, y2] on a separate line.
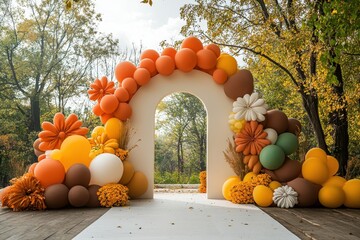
[1, 201, 359, 239]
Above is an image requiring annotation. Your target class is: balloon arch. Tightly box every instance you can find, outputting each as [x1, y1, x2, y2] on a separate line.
[1, 36, 359, 211]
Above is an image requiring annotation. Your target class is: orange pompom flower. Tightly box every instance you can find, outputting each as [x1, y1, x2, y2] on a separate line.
[38, 113, 89, 151]
[235, 121, 271, 155]
[88, 76, 115, 102]
[1, 173, 46, 211]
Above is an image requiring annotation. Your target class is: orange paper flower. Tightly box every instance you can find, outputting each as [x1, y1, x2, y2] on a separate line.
[38, 113, 89, 151]
[88, 76, 115, 102]
[235, 121, 270, 155]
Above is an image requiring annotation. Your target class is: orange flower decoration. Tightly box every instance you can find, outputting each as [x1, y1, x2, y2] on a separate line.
[88, 76, 115, 102]
[235, 121, 270, 155]
[38, 113, 89, 151]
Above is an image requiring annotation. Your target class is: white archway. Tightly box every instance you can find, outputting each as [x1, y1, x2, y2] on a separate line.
[128, 70, 234, 199]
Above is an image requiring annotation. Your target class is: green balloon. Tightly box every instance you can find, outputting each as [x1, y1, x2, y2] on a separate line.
[259, 145, 285, 170]
[275, 132, 299, 155]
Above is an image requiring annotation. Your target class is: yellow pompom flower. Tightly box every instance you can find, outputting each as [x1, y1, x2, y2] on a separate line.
[97, 183, 129, 207]
[228, 113, 246, 134]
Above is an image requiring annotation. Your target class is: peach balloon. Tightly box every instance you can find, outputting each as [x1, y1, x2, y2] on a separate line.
[175, 48, 197, 72]
[161, 47, 177, 60]
[34, 158, 65, 188]
[205, 44, 221, 58]
[114, 87, 130, 102]
[212, 69, 228, 84]
[139, 58, 157, 77]
[113, 103, 132, 121]
[28, 162, 38, 174]
[140, 49, 160, 62]
[133, 68, 151, 86]
[92, 103, 104, 116]
[181, 36, 203, 53]
[196, 49, 217, 70]
[156, 55, 175, 76]
[115, 61, 137, 83]
[122, 77, 138, 95]
[100, 95, 119, 114]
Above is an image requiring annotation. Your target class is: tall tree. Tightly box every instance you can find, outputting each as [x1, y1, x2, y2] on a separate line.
[0, 0, 118, 132]
[180, 0, 359, 175]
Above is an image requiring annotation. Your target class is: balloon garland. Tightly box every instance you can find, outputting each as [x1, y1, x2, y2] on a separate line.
[1, 36, 359, 211]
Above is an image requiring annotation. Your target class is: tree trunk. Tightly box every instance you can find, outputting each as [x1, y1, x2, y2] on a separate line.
[199, 135, 206, 171]
[30, 95, 41, 132]
[329, 61, 349, 176]
[301, 91, 329, 154]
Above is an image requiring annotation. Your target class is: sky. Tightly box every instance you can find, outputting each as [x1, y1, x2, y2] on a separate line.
[94, 0, 195, 52]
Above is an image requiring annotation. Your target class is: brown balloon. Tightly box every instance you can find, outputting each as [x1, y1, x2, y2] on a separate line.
[64, 164, 91, 189]
[68, 185, 89, 208]
[287, 178, 321, 207]
[86, 185, 101, 208]
[265, 110, 289, 134]
[287, 118, 302, 136]
[33, 138, 44, 156]
[119, 160, 135, 185]
[44, 184, 69, 209]
[265, 157, 301, 183]
[223, 69, 254, 100]
[127, 171, 148, 199]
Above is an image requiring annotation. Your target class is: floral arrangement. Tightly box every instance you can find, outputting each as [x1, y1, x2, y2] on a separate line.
[198, 171, 207, 193]
[97, 183, 129, 207]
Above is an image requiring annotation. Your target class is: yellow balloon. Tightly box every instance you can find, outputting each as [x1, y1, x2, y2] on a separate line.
[319, 185, 345, 208]
[60, 135, 91, 171]
[105, 118, 124, 143]
[326, 155, 339, 176]
[269, 181, 282, 191]
[253, 185, 273, 207]
[305, 147, 327, 163]
[222, 176, 241, 200]
[127, 171, 148, 199]
[243, 172, 257, 182]
[343, 179, 360, 208]
[50, 149, 62, 160]
[216, 54, 237, 76]
[323, 176, 346, 188]
[302, 157, 329, 185]
[119, 160, 135, 185]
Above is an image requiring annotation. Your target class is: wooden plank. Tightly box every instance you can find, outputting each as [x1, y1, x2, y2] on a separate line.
[262, 207, 360, 240]
[0, 207, 108, 239]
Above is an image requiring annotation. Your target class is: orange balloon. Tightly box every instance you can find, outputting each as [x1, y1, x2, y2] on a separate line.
[100, 94, 119, 114]
[140, 49, 160, 62]
[92, 103, 104, 116]
[205, 44, 221, 58]
[139, 58, 157, 77]
[114, 87, 130, 102]
[38, 154, 46, 161]
[196, 49, 217, 70]
[28, 162, 38, 174]
[133, 67, 151, 86]
[34, 158, 65, 188]
[212, 68, 228, 84]
[156, 55, 175, 76]
[122, 77, 138, 95]
[100, 113, 113, 124]
[305, 147, 327, 163]
[161, 47, 177, 60]
[113, 103, 132, 121]
[181, 36, 203, 53]
[175, 48, 197, 72]
[115, 61, 136, 83]
[327, 155, 339, 176]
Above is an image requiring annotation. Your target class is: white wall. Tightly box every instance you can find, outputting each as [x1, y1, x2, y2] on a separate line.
[128, 70, 235, 199]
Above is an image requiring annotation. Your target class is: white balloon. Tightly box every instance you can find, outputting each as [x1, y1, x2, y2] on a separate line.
[264, 128, 278, 144]
[89, 153, 124, 186]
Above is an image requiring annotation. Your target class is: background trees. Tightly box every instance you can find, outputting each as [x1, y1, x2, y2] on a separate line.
[155, 93, 206, 183]
[180, 0, 360, 176]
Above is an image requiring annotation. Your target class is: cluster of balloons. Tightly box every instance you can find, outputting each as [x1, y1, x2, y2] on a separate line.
[88, 36, 241, 125]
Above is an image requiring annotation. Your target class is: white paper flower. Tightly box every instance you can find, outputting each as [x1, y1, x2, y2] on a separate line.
[232, 92, 268, 122]
[273, 185, 298, 208]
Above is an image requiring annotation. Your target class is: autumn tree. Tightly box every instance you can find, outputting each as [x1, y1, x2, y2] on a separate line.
[155, 92, 207, 181]
[0, 0, 118, 132]
[180, 0, 360, 175]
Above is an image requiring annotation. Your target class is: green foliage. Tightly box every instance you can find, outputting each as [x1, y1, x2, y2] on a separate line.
[154, 171, 200, 184]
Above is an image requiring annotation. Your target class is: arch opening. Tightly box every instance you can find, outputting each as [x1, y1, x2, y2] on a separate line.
[154, 92, 207, 186]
